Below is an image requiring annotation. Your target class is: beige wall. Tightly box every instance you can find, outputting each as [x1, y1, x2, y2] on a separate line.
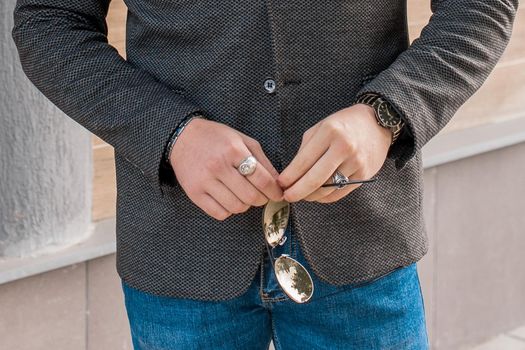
[0, 255, 132, 350]
[92, 1, 525, 221]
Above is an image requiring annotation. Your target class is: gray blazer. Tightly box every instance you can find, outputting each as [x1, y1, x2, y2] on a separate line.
[11, 0, 518, 301]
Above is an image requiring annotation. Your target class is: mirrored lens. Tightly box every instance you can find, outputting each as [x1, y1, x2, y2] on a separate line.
[262, 200, 290, 247]
[274, 255, 314, 303]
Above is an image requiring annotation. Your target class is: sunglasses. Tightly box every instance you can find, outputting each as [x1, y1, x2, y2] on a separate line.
[262, 199, 313, 303]
[261, 177, 377, 304]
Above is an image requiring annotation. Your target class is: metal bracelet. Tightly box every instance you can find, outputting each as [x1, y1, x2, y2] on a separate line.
[164, 112, 207, 165]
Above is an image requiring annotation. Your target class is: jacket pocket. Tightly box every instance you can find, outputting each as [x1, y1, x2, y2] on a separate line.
[167, 86, 186, 95]
[360, 72, 379, 87]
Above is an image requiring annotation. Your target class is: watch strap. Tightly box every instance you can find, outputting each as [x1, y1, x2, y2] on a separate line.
[354, 92, 405, 145]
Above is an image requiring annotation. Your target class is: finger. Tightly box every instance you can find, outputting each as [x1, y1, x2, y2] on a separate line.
[204, 179, 252, 214]
[239, 134, 280, 180]
[316, 167, 367, 203]
[278, 124, 330, 189]
[297, 123, 320, 154]
[317, 182, 362, 203]
[242, 143, 284, 201]
[220, 164, 273, 206]
[282, 144, 344, 202]
[194, 192, 232, 221]
[303, 158, 361, 201]
[227, 141, 283, 204]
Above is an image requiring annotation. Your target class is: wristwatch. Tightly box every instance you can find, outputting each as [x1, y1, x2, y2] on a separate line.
[353, 92, 405, 145]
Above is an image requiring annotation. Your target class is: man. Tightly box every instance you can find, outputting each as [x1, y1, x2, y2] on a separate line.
[11, 0, 518, 348]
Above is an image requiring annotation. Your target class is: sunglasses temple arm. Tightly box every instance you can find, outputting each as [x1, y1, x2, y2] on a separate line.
[320, 177, 378, 187]
[264, 241, 279, 275]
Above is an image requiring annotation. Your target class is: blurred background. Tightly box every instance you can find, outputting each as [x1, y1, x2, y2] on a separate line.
[1, 0, 524, 349]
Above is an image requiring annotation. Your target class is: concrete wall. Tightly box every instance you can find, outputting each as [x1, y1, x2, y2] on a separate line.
[1, 0, 93, 257]
[1, 142, 524, 349]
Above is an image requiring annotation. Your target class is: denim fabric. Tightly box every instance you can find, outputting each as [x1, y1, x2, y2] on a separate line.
[122, 218, 429, 350]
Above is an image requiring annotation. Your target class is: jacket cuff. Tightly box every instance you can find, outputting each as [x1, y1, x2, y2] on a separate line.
[159, 110, 209, 192]
[10, 0, 210, 199]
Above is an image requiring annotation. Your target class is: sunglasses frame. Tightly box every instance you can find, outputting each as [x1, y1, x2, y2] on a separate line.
[262, 200, 314, 304]
[320, 177, 378, 188]
[260, 177, 378, 303]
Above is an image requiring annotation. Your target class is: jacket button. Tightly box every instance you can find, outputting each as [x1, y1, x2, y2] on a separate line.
[263, 78, 276, 93]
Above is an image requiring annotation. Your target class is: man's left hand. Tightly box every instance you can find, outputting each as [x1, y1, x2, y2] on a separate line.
[277, 103, 392, 203]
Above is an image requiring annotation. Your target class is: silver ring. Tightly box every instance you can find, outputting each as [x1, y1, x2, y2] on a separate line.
[331, 170, 349, 189]
[238, 155, 257, 176]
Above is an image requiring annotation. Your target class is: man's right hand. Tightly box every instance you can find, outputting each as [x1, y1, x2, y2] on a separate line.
[169, 117, 284, 221]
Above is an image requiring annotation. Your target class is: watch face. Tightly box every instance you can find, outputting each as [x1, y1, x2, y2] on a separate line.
[377, 101, 402, 127]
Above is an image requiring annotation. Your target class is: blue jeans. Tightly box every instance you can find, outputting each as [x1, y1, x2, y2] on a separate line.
[121, 218, 429, 349]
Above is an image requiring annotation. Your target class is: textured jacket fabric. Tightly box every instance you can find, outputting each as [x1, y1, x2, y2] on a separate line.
[11, 0, 518, 301]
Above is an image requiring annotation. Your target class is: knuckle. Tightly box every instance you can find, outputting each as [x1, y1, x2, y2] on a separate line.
[215, 210, 231, 221]
[243, 201, 252, 211]
[245, 191, 260, 205]
[231, 201, 249, 214]
[243, 136, 255, 148]
[242, 202, 252, 212]
[257, 196, 269, 206]
[302, 130, 310, 141]
[251, 138, 262, 148]
[341, 138, 356, 154]
[325, 121, 340, 135]
[205, 156, 224, 172]
[226, 141, 245, 160]
[303, 192, 317, 202]
[185, 187, 199, 199]
[258, 175, 272, 189]
[317, 195, 330, 203]
[354, 152, 366, 167]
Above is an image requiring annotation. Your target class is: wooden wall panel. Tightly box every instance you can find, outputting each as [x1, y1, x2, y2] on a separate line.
[93, 143, 116, 221]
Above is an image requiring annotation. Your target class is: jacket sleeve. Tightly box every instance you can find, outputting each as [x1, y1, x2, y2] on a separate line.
[10, 0, 208, 197]
[353, 0, 520, 170]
